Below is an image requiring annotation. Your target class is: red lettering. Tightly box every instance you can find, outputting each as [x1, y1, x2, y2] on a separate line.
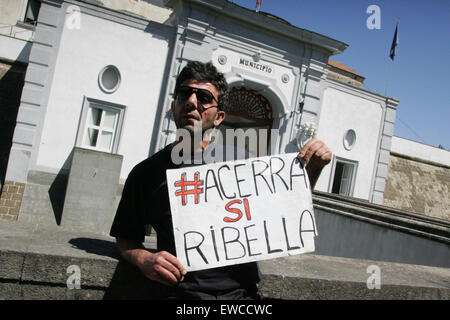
[244, 198, 251, 221]
[223, 200, 243, 223]
[224, 198, 252, 223]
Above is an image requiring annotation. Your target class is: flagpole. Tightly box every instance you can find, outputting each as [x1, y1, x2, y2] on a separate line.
[385, 18, 399, 97]
[384, 59, 393, 97]
[256, 0, 262, 12]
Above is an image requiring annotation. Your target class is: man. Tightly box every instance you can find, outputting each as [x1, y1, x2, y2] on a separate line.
[110, 61, 331, 299]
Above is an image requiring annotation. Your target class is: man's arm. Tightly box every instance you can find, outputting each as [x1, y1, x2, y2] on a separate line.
[115, 237, 186, 286]
[297, 138, 332, 190]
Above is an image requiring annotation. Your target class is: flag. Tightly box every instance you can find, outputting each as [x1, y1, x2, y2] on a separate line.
[389, 21, 399, 61]
[256, 0, 262, 12]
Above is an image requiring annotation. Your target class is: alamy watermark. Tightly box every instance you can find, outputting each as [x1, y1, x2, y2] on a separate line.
[366, 5, 381, 30]
[366, 264, 381, 289]
[170, 122, 315, 165]
[65, 5, 81, 30]
[67, 265, 81, 290]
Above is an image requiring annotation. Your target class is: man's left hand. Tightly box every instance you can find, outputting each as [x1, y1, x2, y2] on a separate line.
[298, 138, 332, 168]
[298, 138, 332, 189]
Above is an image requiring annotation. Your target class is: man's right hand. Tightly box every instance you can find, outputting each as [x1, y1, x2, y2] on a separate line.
[138, 250, 187, 286]
[116, 238, 187, 286]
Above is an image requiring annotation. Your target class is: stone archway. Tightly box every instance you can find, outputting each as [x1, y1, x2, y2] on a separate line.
[226, 87, 273, 122]
[219, 87, 273, 157]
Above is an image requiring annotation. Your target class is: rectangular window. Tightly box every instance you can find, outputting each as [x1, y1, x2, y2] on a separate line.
[24, 0, 41, 25]
[77, 98, 125, 153]
[330, 158, 357, 196]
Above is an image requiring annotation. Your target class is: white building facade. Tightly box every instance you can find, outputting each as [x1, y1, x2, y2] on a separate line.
[1, 0, 400, 231]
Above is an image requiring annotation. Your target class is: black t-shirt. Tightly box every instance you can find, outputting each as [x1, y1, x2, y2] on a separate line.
[110, 143, 261, 292]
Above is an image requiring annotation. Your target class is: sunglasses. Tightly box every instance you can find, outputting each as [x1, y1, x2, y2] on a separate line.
[177, 86, 218, 108]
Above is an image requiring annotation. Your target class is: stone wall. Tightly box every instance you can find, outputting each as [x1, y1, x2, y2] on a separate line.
[99, 0, 173, 23]
[1, 249, 448, 300]
[0, 181, 25, 221]
[327, 69, 364, 88]
[0, 219, 449, 300]
[384, 153, 450, 221]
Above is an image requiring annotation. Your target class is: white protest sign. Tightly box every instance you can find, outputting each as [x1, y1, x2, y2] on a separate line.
[166, 153, 317, 272]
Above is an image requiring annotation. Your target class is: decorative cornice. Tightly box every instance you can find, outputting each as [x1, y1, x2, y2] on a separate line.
[167, 0, 348, 55]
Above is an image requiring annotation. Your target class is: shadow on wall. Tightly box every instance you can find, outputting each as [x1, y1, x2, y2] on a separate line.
[103, 260, 173, 299]
[69, 236, 172, 299]
[0, 61, 27, 191]
[143, 20, 175, 157]
[48, 150, 73, 225]
[69, 237, 120, 260]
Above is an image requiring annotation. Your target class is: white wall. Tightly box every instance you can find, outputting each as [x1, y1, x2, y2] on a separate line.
[0, 36, 31, 63]
[315, 84, 383, 200]
[0, 0, 27, 25]
[35, 12, 171, 180]
[391, 136, 450, 166]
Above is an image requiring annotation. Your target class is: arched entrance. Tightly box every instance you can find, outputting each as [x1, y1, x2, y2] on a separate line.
[219, 87, 273, 157]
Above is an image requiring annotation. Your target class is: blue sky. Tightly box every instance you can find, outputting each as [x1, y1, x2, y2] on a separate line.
[232, 0, 450, 149]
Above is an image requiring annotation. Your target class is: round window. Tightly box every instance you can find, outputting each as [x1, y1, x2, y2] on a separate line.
[98, 65, 121, 93]
[343, 129, 356, 150]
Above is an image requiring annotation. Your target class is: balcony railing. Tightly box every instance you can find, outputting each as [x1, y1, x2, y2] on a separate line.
[0, 21, 36, 41]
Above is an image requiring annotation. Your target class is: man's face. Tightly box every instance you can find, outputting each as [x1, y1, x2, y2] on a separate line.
[171, 79, 225, 134]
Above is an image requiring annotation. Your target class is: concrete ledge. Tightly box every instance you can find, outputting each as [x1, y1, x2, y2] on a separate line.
[0, 221, 448, 300]
[1, 248, 449, 300]
[0, 250, 169, 300]
[258, 255, 450, 300]
[312, 191, 450, 244]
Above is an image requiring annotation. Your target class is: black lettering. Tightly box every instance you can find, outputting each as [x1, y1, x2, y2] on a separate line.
[244, 224, 261, 257]
[282, 217, 300, 251]
[270, 156, 289, 193]
[251, 159, 274, 196]
[184, 231, 208, 267]
[301, 163, 310, 189]
[234, 163, 252, 198]
[210, 226, 220, 262]
[217, 164, 236, 199]
[299, 210, 317, 247]
[263, 220, 283, 254]
[205, 169, 223, 202]
[290, 157, 308, 190]
[221, 227, 246, 260]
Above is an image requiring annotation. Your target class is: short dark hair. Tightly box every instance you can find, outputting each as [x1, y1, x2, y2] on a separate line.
[174, 61, 229, 111]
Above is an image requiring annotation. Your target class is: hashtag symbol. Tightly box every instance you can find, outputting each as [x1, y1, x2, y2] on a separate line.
[174, 172, 204, 206]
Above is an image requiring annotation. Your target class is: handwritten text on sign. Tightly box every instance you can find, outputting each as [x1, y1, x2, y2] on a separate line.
[166, 153, 317, 272]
